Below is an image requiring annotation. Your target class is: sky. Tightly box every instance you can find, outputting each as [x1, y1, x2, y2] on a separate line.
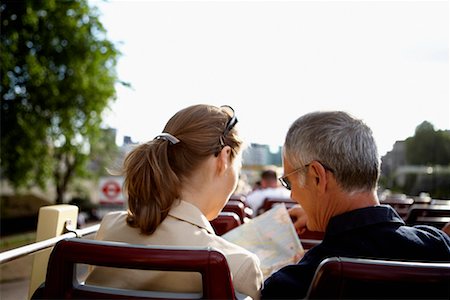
[91, 0, 449, 156]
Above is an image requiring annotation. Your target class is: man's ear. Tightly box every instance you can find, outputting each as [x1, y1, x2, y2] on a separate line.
[309, 161, 328, 193]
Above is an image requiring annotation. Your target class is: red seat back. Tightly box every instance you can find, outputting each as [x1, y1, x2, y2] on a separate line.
[307, 256, 450, 299]
[229, 194, 247, 204]
[298, 229, 324, 249]
[211, 212, 242, 235]
[228, 194, 254, 218]
[260, 197, 297, 214]
[222, 200, 247, 223]
[38, 238, 236, 299]
[405, 204, 450, 229]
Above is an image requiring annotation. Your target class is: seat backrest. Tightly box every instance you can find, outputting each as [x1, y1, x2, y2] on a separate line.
[405, 204, 450, 228]
[222, 200, 247, 223]
[306, 256, 450, 299]
[228, 194, 254, 218]
[229, 194, 247, 204]
[260, 197, 296, 214]
[298, 229, 324, 249]
[38, 238, 236, 299]
[431, 199, 450, 206]
[210, 211, 242, 235]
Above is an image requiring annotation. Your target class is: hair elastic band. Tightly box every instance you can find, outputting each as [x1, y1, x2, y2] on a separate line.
[154, 133, 180, 145]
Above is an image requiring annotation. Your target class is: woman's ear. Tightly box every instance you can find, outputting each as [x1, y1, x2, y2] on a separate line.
[216, 146, 232, 174]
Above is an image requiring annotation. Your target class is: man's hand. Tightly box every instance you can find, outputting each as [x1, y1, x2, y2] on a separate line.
[288, 205, 308, 235]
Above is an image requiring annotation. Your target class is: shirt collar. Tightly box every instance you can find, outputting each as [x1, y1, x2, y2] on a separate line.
[168, 200, 216, 234]
[326, 205, 405, 236]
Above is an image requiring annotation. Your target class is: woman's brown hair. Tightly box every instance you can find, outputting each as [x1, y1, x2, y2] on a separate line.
[123, 104, 242, 234]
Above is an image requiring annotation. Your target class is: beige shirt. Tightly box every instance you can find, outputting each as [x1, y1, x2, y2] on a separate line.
[86, 200, 263, 299]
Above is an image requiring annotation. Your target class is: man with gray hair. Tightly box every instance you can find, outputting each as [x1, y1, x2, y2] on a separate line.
[261, 111, 450, 299]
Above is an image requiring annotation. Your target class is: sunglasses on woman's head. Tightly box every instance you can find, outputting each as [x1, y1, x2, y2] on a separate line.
[220, 105, 238, 143]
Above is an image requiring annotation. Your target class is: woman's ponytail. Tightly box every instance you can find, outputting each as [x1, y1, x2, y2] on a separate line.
[125, 139, 180, 234]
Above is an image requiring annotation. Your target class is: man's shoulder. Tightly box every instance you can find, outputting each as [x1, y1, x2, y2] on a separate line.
[261, 259, 318, 299]
[399, 223, 450, 243]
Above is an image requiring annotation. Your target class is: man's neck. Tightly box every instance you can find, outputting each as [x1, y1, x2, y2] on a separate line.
[333, 189, 380, 217]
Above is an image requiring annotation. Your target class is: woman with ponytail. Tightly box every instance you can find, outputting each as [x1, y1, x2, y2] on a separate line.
[86, 104, 263, 299]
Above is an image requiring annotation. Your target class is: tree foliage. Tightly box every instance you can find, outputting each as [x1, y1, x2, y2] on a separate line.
[1, 0, 121, 203]
[405, 121, 450, 165]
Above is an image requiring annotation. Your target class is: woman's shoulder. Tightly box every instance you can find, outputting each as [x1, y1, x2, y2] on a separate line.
[101, 210, 128, 224]
[95, 210, 130, 239]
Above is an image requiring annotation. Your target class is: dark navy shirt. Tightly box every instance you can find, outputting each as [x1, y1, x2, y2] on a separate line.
[261, 205, 450, 299]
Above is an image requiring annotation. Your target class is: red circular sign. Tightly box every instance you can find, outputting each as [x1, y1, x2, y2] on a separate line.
[102, 180, 121, 199]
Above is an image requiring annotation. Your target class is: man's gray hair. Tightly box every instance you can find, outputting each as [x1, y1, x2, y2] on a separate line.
[284, 111, 380, 193]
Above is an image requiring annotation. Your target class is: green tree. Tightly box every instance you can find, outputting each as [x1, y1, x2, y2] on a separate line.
[405, 121, 450, 165]
[1, 0, 122, 203]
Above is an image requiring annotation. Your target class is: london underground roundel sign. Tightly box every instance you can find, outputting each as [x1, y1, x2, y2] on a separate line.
[99, 176, 125, 204]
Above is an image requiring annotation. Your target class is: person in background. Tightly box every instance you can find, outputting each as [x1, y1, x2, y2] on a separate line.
[261, 111, 450, 299]
[252, 180, 262, 191]
[245, 169, 291, 216]
[86, 104, 263, 299]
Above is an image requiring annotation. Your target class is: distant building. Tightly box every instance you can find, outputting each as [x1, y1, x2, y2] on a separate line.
[120, 135, 138, 154]
[243, 143, 282, 167]
[123, 136, 135, 145]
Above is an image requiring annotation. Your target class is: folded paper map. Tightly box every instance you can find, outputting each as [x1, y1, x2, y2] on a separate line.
[222, 203, 304, 279]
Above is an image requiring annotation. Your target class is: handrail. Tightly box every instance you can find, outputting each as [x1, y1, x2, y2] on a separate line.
[301, 239, 322, 246]
[0, 223, 100, 264]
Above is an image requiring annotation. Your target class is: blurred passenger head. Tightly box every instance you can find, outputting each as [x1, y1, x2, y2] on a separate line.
[283, 111, 380, 193]
[123, 104, 243, 234]
[260, 169, 278, 188]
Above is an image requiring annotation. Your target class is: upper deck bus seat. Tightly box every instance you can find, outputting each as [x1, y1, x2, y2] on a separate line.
[306, 256, 450, 299]
[222, 200, 248, 223]
[32, 238, 237, 299]
[210, 211, 242, 236]
[259, 197, 297, 215]
[405, 204, 450, 229]
[229, 194, 254, 218]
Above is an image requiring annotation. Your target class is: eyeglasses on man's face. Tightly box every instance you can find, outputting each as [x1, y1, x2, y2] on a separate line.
[279, 161, 335, 190]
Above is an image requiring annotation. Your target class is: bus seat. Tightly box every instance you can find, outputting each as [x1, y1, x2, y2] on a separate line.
[32, 238, 237, 299]
[211, 211, 242, 236]
[306, 256, 450, 299]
